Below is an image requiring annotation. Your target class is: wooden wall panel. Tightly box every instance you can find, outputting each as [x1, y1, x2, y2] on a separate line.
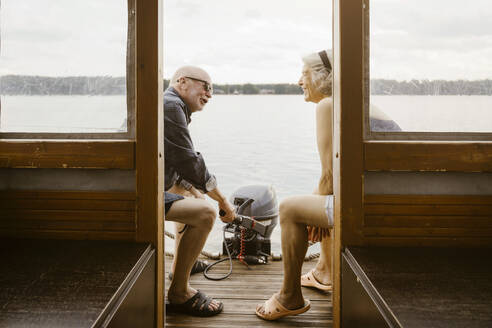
[0, 191, 136, 240]
[0, 141, 135, 169]
[365, 142, 492, 172]
[364, 195, 492, 246]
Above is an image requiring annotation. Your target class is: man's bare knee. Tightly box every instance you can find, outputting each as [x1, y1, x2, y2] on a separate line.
[199, 204, 216, 231]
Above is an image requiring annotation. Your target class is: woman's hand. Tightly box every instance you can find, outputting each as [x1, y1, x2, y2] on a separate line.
[307, 226, 330, 243]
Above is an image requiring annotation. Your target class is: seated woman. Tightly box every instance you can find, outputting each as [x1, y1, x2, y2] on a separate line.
[255, 49, 401, 321]
[255, 50, 335, 320]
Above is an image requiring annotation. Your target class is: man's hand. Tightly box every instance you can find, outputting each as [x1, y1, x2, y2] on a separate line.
[168, 183, 205, 199]
[189, 186, 205, 199]
[207, 187, 235, 223]
[218, 199, 235, 223]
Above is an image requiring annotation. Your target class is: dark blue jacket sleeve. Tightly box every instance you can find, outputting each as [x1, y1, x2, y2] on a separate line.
[164, 102, 216, 192]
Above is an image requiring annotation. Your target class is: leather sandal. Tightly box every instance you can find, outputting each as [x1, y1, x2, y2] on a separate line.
[166, 290, 223, 317]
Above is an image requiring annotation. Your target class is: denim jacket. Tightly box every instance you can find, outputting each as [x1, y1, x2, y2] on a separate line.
[163, 87, 217, 192]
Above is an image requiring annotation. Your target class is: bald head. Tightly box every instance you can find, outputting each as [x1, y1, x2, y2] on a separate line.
[170, 66, 213, 113]
[170, 66, 212, 87]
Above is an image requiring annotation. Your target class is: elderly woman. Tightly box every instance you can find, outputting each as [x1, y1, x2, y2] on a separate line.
[255, 50, 335, 320]
[255, 50, 401, 321]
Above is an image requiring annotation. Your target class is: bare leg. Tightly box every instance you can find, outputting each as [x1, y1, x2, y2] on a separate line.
[166, 197, 220, 311]
[278, 201, 309, 309]
[167, 185, 195, 281]
[257, 195, 331, 314]
[312, 231, 333, 285]
[171, 221, 186, 277]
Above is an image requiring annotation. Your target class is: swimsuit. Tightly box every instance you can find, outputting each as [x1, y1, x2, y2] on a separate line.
[325, 195, 334, 227]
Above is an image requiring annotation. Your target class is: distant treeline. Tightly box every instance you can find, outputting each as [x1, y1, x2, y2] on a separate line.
[164, 80, 303, 95]
[0, 75, 302, 95]
[2, 75, 492, 95]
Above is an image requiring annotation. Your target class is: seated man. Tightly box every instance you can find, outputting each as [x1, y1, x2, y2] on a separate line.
[164, 66, 235, 317]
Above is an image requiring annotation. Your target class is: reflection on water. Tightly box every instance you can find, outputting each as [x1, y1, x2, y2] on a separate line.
[372, 95, 492, 133]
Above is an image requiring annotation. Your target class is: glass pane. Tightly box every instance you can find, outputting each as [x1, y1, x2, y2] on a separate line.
[0, 0, 127, 133]
[370, 0, 492, 133]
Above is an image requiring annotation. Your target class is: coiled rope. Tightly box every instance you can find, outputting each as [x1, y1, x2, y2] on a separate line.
[164, 229, 320, 261]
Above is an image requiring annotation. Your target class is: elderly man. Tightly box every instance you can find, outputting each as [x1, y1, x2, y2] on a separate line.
[164, 66, 235, 317]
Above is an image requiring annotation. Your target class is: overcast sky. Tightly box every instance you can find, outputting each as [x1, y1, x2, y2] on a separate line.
[163, 0, 331, 83]
[0, 0, 491, 83]
[371, 0, 492, 81]
[0, 0, 127, 78]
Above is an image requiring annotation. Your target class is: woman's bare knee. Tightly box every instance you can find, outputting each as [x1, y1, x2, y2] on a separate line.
[279, 197, 299, 226]
[279, 195, 329, 228]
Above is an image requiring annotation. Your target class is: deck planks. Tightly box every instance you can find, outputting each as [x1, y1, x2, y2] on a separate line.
[165, 256, 333, 327]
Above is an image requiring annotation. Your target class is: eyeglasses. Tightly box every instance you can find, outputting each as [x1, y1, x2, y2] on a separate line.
[183, 76, 213, 94]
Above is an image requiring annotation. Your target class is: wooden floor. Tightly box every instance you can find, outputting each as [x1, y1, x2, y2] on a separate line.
[348, 247, 492, 328]
[0, 239, 149, 328]
[165, 256, 333, 327]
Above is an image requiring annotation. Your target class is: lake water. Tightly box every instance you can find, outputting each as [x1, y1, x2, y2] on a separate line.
[0, 95, 127, 132]
[1, 94, 492, 254]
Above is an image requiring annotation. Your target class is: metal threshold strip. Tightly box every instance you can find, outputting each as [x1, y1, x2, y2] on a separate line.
[343, 248, 402, 328]
[92, 244, 154, 328]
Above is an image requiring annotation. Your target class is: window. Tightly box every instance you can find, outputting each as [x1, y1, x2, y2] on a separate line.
[366, 0, 492, 140]
[0, 0, 133, 139]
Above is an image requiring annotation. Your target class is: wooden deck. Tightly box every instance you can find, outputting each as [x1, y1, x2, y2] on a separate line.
[165, 256, 333, 327]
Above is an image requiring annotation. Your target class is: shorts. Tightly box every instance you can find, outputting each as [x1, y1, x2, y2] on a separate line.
[325, 195, 334, 227]
[164, 191, 184, 214]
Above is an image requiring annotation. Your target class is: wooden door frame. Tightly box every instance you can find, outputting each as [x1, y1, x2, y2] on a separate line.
[0, 1, 164, 325]
[135, 0, 164, 327]
[332, 0, 366, 326]
[333, 0, 492, 326]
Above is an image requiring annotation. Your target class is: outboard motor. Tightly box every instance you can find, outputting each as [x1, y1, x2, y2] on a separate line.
[222, 185, 278, 264]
